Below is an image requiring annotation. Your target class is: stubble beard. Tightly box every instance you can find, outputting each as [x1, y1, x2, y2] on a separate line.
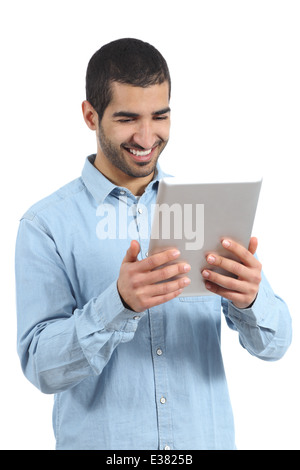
[98, 124, 168, 178]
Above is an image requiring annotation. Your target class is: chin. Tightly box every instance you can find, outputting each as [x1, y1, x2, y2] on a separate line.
[133, 158, 158, 174]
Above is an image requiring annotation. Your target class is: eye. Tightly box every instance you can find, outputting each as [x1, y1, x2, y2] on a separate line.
[154, 116, 169, 121]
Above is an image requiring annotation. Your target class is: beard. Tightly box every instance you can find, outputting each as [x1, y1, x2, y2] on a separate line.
[98, 123, 168, 178]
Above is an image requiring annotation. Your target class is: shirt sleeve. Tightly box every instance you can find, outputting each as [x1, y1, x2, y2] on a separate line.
[15, 216, 144, 395]
[222, 271, 292, 361]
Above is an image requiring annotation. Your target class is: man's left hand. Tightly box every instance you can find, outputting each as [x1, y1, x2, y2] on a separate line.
[201, 237, 262, 309]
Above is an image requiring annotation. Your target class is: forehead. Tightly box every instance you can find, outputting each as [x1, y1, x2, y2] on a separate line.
[107, 81, 170, 114]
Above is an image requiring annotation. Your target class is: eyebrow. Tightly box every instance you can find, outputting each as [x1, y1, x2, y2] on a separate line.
[112, 107, 171, 118]
[152, 107, 171, 116]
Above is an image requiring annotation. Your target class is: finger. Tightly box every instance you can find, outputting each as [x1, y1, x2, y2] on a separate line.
[204, 280, 257, 309]
[202, 269, 247, 293]
[145, 275, 191, 298]
[205, 253, 248, 279]
[145, 288, 185, 309]
[147, 261, 191, 285]
[139, 248, 181, 273]
[248, 237, 258, 255]
[220, 239, 259, 267]
[204, 280, 245, 303]
[140, 277, 191, 309]
[122, 240, 141, 264]
[205, 280, 237, 297]
[128, 275, 190, 312]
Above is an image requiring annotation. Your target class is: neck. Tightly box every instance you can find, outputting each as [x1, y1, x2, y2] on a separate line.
[93, 153, 154, 196]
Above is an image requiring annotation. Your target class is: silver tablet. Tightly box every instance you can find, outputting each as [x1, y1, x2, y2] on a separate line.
[148, 177, 262, 296]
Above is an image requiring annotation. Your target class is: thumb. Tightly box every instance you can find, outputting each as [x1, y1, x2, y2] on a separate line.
[248, 236, 258, 255]
[122, 240, 141, 263]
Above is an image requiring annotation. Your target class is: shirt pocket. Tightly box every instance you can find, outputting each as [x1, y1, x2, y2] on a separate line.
[178, 295, 222, 324]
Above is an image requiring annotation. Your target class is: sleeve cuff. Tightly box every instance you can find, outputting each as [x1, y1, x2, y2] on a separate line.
[227, 283, 270, 328]
[94, 281, 145, 332]
[75, 281, 146, 340]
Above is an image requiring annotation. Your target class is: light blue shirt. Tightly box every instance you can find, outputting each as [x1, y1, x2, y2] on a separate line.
[15, 155, 292, 450]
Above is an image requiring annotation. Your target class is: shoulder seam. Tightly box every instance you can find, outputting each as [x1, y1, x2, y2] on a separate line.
[20, 179, 86, 221]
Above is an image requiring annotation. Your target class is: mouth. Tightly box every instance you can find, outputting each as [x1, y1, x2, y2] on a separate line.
[123, 145, 157, 163]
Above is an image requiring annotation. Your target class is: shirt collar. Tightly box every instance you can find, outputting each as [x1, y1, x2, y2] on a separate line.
[81, 154, 171, 204]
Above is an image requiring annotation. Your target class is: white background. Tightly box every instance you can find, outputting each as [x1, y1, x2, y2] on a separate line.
[1, 0, 299, 450]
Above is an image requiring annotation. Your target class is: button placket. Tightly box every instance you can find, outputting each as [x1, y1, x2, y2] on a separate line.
[135, 200, 149, 259]
[149, 306, 174, 451]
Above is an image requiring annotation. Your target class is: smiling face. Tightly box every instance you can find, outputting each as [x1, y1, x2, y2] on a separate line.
[92, 81, 171, 194]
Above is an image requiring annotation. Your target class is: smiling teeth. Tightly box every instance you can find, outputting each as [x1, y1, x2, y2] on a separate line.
[129, 148, 152, 156]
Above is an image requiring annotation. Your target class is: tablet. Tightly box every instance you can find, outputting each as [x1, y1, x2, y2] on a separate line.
[148, 177, 262, 296]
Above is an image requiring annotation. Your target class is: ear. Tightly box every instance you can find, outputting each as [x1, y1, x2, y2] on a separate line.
[82, 100, 98, 130]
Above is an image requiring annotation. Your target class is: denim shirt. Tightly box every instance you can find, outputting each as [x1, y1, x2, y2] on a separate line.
[15, 155, 292, 450]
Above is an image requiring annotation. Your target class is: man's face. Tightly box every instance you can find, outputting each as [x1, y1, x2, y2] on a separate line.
[96, 81, 170, 179]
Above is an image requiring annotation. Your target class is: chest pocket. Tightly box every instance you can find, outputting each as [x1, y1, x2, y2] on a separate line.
[178, 295, 222, 321]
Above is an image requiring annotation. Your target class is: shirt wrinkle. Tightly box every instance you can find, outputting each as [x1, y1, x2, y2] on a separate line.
[15, 155, 292, 450]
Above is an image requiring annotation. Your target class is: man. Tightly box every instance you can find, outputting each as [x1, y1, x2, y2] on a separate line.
[15, 38, 292, 450]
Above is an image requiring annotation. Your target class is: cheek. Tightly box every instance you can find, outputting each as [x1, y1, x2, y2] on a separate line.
[109, 127, 133, 146]
[160, 122, 171, 141]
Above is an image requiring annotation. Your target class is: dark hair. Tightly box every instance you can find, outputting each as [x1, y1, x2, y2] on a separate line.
[85, 38, 171, 122]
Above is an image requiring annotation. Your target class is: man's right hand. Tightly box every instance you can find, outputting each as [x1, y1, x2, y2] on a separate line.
[117, 240, 191, 312]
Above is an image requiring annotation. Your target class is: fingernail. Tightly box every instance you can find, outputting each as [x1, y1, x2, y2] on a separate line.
[183, 278, 191, 285]
[172, 249, 181, 257]
[207, 255, 216, 264]
[183, 264, 191, 272]
[202, 270, 210, 278]
[222, 239, 231, 248]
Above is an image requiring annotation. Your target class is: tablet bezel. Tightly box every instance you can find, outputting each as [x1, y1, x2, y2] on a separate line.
[148, 177, 262, 297]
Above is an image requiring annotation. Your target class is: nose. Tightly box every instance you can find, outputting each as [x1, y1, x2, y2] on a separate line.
[132, 120, 157, 150]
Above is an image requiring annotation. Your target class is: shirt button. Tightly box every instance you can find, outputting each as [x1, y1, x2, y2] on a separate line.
[164, 445, 171, 450]
[156, 348, 163, 356]
[138, 207, 143, 214]
[145, 251, 148, 257]
[160, 397, 166, 404]
[119, 190, 126, 195]
[133, 315, 140, 321]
